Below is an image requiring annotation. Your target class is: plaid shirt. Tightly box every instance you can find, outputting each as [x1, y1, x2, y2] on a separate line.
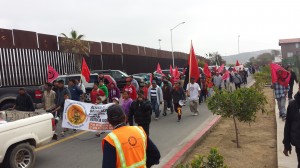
[273, 82, 290, 99]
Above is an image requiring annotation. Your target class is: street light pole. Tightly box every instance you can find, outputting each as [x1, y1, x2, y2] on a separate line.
[158, 39, 162, 50]
[170, 21, 185, 67]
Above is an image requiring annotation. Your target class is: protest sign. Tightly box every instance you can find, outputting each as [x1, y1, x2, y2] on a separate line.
[62, 99, 114, 132]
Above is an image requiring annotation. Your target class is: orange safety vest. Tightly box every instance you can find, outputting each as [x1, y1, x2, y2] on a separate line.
[102, 126, 147, 168]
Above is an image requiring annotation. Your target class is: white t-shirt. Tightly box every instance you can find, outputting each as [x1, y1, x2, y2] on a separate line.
[186, 83, 201, 100]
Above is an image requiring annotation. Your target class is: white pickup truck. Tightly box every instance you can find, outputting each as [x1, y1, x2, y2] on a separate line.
[0, 110, 54, 168]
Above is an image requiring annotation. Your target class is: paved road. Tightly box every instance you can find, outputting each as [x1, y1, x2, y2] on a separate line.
[35, 76, 253, 168]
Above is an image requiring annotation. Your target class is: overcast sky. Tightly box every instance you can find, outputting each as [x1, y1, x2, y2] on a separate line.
[1, 0, 300, 56]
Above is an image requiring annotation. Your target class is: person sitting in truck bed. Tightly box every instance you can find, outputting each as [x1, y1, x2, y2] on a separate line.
[13, 88, 35, 111]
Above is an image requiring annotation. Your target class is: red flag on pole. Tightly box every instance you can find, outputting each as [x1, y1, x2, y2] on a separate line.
[270, 63, 290, 87]
[156, 63, 163, 74]
[47, 65, 59, 83]
[222, 70, 230, 80]
[217, 64, 225, 73]
[81, 58, 90, 82]
[203, 63, 211, 78]
[149, 73, 153, 83]
[188, 42, 200, 82]
[236, 60, 240, 66]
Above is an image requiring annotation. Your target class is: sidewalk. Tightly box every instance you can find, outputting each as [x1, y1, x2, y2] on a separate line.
[276, 84, 298, 168]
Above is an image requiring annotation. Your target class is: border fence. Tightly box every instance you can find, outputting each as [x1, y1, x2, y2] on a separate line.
[0, 28, 208, 87]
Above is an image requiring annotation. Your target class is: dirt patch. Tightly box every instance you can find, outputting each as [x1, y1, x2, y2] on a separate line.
[182, 88, 277, 168]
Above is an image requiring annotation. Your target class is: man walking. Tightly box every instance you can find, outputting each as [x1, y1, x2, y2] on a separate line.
[129, 91, 152, 136]
[147, 80, 163, 120]
[213, 72, 223, 90]
[123, 77, 137, 100]
[272, 80, 290, 120]
[162, 80, 174, 116]
[68, 79, 83, 101]
[283, 84, 300, 167]
[172, 81, 186, 122]
[130, 75, 139, 91]
[288, 66, 298, 100]
[43, 82, 56, 111]
[186, 77, 201, 116]
[102, 105, 160, 168]
[233, 71, 242, 90]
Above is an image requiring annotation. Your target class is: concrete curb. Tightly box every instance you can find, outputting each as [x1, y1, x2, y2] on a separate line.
[162, 115, 222, 168]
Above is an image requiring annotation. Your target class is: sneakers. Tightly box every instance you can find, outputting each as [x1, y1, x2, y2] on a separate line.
[163, 112, 167, 116]
[155, 117, 159, 120]
[195, 112, 199, 116]
[60, 131, 65, 137]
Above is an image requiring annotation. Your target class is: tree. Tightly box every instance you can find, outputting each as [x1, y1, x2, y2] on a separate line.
[198, 59, 205, 68]
[207, 87, 267, 148]
[206, 52, 226, 66]
[60, 30, 89, 72]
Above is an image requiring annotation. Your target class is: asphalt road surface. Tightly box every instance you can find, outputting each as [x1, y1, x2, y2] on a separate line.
[35, 76, 253, 168]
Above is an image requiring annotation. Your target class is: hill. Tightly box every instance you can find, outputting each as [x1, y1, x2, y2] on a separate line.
[222, 49, 279, 64]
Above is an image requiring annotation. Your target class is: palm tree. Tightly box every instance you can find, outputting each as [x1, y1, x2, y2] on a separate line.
[60, 30, 89, 72]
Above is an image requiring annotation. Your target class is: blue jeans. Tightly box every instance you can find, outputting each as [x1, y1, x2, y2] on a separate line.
[151, 98, 160, 118]
[276, 97, 287, 116]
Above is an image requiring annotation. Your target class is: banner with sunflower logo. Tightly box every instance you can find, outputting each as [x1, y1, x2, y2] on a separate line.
[62, 99, 114, 132]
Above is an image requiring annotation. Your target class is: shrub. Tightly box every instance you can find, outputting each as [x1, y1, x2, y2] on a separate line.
[178, 148, 228, 168]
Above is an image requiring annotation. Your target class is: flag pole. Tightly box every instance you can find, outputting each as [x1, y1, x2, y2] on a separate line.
[189, 41, 192, 84]
[188, 41, 192, 97]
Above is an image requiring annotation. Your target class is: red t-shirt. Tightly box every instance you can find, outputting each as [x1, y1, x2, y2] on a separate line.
[90, 89, 105, 104]
[123, 85, 137, 100]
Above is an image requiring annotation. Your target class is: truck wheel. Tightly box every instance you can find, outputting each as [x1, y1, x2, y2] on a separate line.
[1, 102, 15, 110]
[9, 143, 36, 168]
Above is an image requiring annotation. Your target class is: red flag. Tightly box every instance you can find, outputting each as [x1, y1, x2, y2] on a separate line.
[222, 70, 229, 80]
[236, 60, 240, 66]
[81, 58, 90, 82]
[270, 63, 290, 87]
[217, 64, 225, 73]
[174, 66, 180, 79]
[169, 65, 173, 76]
[203, 63, 211, 78]
[149, 73, 153, 83]
[156, 63, 163, 74]
[47, 65, 59, 83]
[188, 42, 200, 82]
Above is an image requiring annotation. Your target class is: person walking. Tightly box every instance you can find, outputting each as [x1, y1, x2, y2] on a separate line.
[51, 92, 69, 138]
[162, 80, 174, 116]
[75, 79, 86, 101]
[199, 74, 207, 104]
[43, 82, 56, 111]
[68, 79, 83, 101]
[123, 78, 137, 100]
[187, 77, 201, 116]
[171, 81, 186, 122]
[283, 84, 300, 167]
[108, 83, 120, 103]
[102, 105, 161, 168]
[272, 80, 290, 120]
[142, 81, 150, 98]
[121, 91, 133, 123]
[90, 83, 105, 104]
[13, 88, 35, 111]
[233, 71, 242, 90]
[129, 91, 152, 136]
[55, 80, 71, 134]
[130, 75, 139, 91]
[99, 80, 109, 98]
[147, 80, 163, 120]
[213, 72, 223, 90]
[288, 66, 299, 100]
